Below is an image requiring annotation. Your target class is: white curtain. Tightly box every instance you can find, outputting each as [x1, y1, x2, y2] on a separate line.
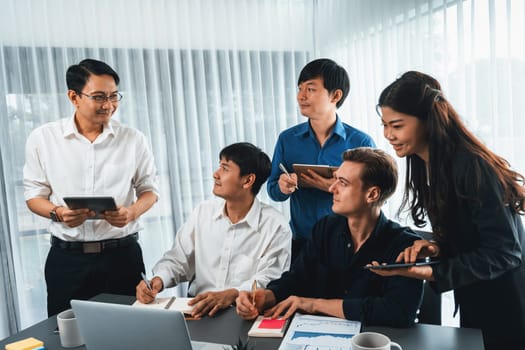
[315, 0, 525, 219]
[1, 0, 524, 336]
[0, 0, 312, 334]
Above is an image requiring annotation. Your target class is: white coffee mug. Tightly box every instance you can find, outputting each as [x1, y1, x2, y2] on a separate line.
[57, 308, 84, 348]
[351, 332, 402, 350]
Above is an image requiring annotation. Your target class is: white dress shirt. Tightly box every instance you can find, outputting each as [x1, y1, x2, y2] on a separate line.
[23, 115, 159, 241]
[153, 198, 292, 295]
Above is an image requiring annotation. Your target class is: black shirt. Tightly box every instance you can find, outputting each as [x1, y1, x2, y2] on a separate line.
[267, 212, 423, 327]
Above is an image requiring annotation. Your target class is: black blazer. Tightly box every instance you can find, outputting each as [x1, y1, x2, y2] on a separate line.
[430, 151, 525, 347]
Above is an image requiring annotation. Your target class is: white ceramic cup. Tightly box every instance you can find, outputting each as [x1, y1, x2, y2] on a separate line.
[351, 332, 402, 350]
[56, 308, 84, 348]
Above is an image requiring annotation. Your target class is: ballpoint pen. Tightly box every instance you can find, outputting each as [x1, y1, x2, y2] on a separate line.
[141, 272, 153, 291]
[279, 163, 299, 190]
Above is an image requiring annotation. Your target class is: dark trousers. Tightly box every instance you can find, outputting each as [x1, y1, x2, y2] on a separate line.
[44, 240, 145, 316]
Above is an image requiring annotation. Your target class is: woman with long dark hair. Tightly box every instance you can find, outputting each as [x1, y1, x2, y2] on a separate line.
[371, 71, 525, 349]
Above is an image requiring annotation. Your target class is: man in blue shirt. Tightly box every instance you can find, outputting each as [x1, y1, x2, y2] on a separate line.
[267, 58, 375, 259]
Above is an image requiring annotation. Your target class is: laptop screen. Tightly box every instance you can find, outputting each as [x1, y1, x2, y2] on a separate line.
[71, 299, 230, 350]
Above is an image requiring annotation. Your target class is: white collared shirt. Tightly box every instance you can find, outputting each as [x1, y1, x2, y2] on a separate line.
[153, 198, 292, 294]
[23, 115, 159, 241]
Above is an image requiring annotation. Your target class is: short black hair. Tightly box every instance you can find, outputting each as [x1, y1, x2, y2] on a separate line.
[298, 58, 350, 108]
[66, 58, 120, 93]
[219, 142, 271, 195]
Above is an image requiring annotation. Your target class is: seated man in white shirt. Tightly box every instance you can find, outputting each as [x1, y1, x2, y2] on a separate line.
[136, 142, 292, 318]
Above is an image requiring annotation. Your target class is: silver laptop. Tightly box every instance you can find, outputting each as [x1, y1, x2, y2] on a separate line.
[71, 299, 232, 350]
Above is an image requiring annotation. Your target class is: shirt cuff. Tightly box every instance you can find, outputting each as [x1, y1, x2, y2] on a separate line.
[23, 188, 51, 201]
[267, 285, 287, 304]
[136, 185, 160, 198]
[342, 298, 364, 321]
[153, 269, 175, 290]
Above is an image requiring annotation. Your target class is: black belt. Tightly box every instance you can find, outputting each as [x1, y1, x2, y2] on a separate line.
[50, 233, 139, 254]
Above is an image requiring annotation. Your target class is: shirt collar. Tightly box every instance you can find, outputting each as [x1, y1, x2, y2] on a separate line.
[213, 197, 262, 230]
[294, 115, 346, 140]
[367, 211, 388, 240]
[63, 115, 77, 137]
[63, 114, 116, 140]
[339, 210, 388, 240]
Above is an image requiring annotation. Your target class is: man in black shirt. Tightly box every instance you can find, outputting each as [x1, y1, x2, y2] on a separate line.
[236, 147, 423, 327]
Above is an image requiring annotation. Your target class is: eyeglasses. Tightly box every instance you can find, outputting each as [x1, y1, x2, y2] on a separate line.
[78, 92, 123, 103]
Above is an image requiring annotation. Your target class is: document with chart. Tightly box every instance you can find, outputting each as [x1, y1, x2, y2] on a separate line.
[278, 313, 361, 350]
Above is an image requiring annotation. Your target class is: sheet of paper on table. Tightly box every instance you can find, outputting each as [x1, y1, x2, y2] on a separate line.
[132, 297, 194, 314]
[278, 313, 361, 350]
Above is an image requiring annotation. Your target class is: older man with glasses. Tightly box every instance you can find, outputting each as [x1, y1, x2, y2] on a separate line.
[23, 58, 159, 316]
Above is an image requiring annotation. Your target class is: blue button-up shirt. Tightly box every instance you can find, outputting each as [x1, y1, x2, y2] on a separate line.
[267, 116, 375, 240]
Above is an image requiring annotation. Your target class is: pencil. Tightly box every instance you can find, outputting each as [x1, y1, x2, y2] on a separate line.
[251, 280, 257, 306]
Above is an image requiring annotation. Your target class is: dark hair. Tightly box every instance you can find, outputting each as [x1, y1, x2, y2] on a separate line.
[342, 147, 398, 206]
[66, 59, 120, 93]
[219, 142, 271, 195]
[377, 71, 525, 235]
[298, 58, 350, 108]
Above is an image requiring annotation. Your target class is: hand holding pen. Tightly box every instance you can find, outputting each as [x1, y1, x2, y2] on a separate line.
[141, 272, 153, 291]
[235, 284, 263, 320]
[138, 272, 161, 304]
[278, 163, 299, 193]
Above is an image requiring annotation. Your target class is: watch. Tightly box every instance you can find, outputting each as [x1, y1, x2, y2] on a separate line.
[50, 206, 61, 222]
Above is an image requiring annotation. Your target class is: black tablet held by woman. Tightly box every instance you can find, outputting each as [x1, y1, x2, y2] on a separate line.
[363, 259, 440, 270]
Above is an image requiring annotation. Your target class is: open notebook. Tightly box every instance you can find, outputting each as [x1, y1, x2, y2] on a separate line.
[133, 297, 194, 315]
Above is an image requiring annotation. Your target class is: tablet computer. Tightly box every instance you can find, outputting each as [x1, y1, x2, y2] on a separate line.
[63, 196, 117, 219]
[363, 259, 440, 270]
[292, 164, 338, 187]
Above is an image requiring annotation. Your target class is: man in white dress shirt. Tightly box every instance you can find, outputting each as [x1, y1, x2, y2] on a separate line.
[136, 142, 291, 318]
[23, 59, 159, 316]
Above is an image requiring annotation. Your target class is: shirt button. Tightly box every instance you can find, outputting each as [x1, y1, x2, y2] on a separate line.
[347, 243, 351, 248]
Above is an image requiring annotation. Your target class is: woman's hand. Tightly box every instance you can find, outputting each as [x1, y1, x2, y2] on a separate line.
[366, 240, 440, 281]
[367, 261, 435, 281]
[397, 239, 440, 263]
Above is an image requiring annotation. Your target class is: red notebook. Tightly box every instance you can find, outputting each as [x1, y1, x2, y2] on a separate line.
[248, 316, 289, 337]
